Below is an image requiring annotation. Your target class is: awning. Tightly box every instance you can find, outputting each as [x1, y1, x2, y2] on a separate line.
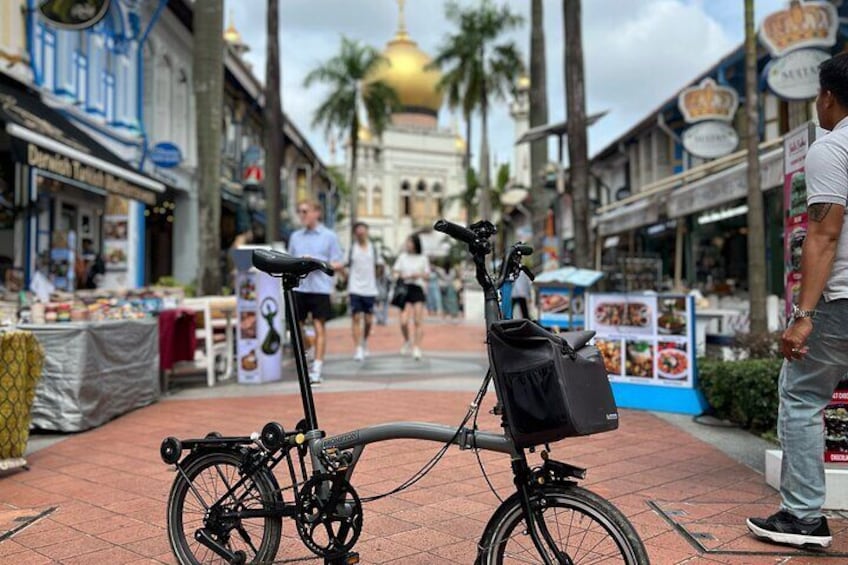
[666, 147, 783, 219]
[516, 111, 609, 144]
[594, 197, 660, 236]
[0, 72, 164, 205]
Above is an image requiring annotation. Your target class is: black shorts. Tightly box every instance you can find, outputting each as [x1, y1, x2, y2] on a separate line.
[294, 292, 331, 323]
[404, 284, 426, 305]
[349, 294, 376, 314]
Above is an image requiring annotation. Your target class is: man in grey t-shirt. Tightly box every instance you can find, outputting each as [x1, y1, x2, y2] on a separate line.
[748, 53, 848, 549]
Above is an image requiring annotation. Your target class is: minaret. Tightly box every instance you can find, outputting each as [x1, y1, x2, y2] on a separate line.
[511, 75, 531, 189]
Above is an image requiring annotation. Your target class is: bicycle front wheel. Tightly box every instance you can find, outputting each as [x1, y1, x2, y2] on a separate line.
[167, 450, 282, 565]
[478, 484, 649, 565]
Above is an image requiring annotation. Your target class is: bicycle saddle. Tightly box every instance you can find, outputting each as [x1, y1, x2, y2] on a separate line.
[252, 249, 335, 277]
[559, 330, 596, 351]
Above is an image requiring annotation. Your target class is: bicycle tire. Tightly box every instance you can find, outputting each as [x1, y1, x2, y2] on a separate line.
[477, 484, 649, 565]
[167, 450, 282, 565]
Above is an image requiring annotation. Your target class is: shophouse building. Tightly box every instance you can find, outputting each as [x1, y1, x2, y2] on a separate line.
[587, 1, 848, 307]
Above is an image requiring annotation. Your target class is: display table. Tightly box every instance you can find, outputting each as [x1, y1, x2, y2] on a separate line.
[19, 319, 160, 432]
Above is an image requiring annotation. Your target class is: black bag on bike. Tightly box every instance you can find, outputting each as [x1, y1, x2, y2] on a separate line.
[488, 319, 618, 448]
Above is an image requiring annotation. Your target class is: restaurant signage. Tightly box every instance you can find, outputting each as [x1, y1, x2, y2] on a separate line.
[759, 1, 838, 101]
[27, 144, 155, 205]
[678, 78, 740, 159]
[38, 0, 111, 30]
[682, 121, 739, 160]
[766, 48, 831, 100]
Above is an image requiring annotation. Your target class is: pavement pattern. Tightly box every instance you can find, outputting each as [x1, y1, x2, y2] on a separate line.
[2, 315, 847, 564]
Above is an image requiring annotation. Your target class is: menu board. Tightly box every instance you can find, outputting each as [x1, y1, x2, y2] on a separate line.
[588, 293, 695, 388]
[538, 287, 585, 328]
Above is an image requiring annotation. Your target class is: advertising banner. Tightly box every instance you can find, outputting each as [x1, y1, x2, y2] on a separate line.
[587, 293, 696, 389]
[236, 269, 284, 384]
[783, 123, 816, 319]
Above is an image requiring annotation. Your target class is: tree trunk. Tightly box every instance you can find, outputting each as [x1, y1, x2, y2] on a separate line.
[479, 88, 491, 222]
[193, 0, 224, 294]
[265, 0, 282, 243]
[564, 0, 590, 268]
[529, 0, 549, 260]
[349, 110, 359, 229]
[744, 0, 767, 334]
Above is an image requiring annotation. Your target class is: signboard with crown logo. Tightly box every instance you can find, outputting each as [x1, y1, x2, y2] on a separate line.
[677, 78, 740, 159]
[759, 1, 839, 101]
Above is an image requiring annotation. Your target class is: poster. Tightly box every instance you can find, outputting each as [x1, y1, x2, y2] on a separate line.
[49, 230, 76, 291]
[100, 195, 138, 289]
[783, 123, 816, 319]
[538, 287, 585, 328]
[587, 293, 696, 388]
[235, 269, 283, 384]
[826, 382, 848, 463]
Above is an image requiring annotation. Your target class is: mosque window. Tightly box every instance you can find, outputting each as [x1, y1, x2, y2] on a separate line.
[401, 180, 411, 216]
[373, 186, 383, 216]
[357, 185, 368, 217]
[432, 182, 443, 193]
[437, 198, 444, 217]
[417, 180, 426, 192]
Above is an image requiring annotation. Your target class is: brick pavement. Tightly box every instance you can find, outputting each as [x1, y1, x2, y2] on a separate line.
[3, 315, 848, 564]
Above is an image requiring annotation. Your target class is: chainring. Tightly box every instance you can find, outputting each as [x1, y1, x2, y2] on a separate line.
[295, 473, 363, 558]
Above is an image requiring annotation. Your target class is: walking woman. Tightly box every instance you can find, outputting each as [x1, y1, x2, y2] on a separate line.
[393, 234, 430, 360]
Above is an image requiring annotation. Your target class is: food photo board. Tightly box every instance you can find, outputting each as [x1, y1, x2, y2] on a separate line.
[587, 293, 707, 414]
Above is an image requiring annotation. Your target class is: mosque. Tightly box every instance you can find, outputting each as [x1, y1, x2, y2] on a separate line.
[338, 2, 468, 258]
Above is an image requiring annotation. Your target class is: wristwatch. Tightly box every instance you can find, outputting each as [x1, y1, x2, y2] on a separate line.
[791, 305, 816, 321]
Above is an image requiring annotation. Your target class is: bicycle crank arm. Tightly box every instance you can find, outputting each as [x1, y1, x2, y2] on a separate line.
[193, 528, 244, 564]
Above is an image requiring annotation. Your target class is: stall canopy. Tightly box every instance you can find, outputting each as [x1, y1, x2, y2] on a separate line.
[0, 72, 164, 205]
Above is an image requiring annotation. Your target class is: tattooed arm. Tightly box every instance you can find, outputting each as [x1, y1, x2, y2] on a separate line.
[796, 202, 845, 313]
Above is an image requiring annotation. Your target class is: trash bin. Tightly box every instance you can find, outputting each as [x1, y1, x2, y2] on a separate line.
[0, 330, 44, 470]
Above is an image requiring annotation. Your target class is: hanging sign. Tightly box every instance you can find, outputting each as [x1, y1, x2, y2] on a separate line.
[759, 0, 838, 58]
[765, 48, 831, 100]
[678, 78, 740, 159]
[759, 0, 839, 101]
[682, 121, 740, 160]
[149, 142, 182, 169]
[38, 0, 111, 30]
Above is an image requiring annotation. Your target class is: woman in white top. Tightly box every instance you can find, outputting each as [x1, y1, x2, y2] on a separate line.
[393, 234, 430, 360]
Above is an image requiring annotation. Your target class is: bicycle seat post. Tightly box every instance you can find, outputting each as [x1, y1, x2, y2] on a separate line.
[281, 273, 319, 432]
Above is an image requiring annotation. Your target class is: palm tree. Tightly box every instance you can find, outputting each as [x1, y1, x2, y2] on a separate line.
[431, 0, 524, 222]
[265, 0, 282, 243]
[744, 0, 766, 333]
[529, 0, 549, 267]
[304, 37, 399, 228]
[564, 0, 590, 268]
[193, 0, 224, 294]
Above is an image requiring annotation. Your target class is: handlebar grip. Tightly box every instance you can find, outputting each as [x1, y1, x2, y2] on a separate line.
[515, 244, 534, 256]
[433, 219, 476, 244]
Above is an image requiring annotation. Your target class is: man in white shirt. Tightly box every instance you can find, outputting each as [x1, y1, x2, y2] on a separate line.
[748, 52, 848, 549]
[347, 222, 382, 361]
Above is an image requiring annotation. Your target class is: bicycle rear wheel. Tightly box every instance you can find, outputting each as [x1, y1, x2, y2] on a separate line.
[478, 484, 649, 564]
[167, 450, 282, 564]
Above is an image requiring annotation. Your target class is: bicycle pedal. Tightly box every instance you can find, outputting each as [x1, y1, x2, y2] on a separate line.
[324, 552, 359, 565]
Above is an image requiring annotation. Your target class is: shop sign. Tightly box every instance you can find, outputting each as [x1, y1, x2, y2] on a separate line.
[759, 0, 838, 58]
[38, 0, 111, 30]
[678, 78, 739, 124]
[765, 48, 830, 101]
[149, 142, 182, 169]
[27, 143, 155, 205]
[682, 121, 739, 159]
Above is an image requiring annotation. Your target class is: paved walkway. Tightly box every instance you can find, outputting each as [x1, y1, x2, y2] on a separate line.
[2, 315, 847, 564]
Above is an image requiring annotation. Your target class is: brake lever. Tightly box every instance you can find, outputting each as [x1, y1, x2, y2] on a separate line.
[521, 265, 535, 282]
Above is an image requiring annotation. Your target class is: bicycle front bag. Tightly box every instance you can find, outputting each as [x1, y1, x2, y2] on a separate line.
[488, 319, 619, 448]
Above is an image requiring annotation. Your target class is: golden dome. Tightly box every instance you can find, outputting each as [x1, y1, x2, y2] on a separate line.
[367, 4, 443, 116]
[455, 135, 466, 152]
[223, 23, 241, 45]
[517, 75, 530, 91]
[358, 125, 372, 142]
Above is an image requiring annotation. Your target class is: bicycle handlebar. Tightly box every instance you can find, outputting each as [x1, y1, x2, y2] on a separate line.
[433, 219, 477, 245]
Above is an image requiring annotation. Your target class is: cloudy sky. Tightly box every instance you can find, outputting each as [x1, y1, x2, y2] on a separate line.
[223, 0, 786, 170]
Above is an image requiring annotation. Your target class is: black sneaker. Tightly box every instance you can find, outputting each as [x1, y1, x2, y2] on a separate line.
[747, 510, 832, 548]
